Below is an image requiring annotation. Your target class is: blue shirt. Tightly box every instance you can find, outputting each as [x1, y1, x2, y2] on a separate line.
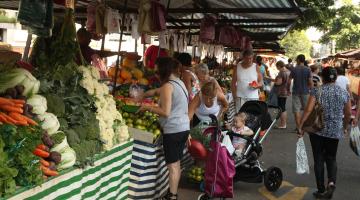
[310, 84, 349, 139]
[290, 65, 312, 95]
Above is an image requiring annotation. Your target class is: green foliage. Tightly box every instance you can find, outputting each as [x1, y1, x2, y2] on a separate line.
[71, 140, 102, 167]
[320, 5, 360, 51]
[280, 30, 312, 60]
[295, 0, 336, 30]
[0, 124, 43, 191]
[0, 137, 18, 197]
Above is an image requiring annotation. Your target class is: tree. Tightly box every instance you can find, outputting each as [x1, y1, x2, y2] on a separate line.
[294, 0, 336, 30]
[280, 30, 312, 60]
[320, 4, 360, 51]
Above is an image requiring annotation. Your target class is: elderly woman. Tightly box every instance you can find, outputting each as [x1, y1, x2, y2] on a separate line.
[298, 67, 351, 199]
[188, 81, 228, 127]
[139, 57, 189, 200]
[195, 63, 222, 93]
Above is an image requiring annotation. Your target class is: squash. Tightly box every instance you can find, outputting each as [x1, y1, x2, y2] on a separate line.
[122, 58, 137, 68]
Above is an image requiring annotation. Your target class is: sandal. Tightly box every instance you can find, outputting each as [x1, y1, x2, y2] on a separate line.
[158, 190, 178, 200]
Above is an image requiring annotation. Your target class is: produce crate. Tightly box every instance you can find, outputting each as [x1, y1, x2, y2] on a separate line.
[128, 128, 193, 200]
[2, 140, 133, 200]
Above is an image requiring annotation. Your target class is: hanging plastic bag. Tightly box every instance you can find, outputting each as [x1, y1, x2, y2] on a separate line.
[350, 126, 360, 157]
[86, 1, 97, 34]
[129, 82, 144, 101]
[105, 8, 120, 34]
[221, 134, 235, 155]
[296, 137, 310, 174]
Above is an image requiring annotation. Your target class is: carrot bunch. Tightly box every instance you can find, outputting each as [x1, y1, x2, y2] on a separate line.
[33, 144, 59, 177]
[0, 97, 37, 126]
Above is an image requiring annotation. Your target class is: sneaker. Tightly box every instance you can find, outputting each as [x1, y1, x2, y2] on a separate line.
[324, 184, 336, 199]
[312, 190, 327, 199]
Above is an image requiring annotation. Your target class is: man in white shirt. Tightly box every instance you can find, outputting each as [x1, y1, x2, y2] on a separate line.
[335, 67, 351, 95]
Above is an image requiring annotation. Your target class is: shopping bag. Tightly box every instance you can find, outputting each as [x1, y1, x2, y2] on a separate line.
[296, 137, 310, 174]
[221, 134, 235, 155]
[350, 126, 360, 157]
[105, 8, 120, 33]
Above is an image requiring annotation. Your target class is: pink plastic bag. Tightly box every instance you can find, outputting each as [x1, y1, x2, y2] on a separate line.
[200, 15, 217, 43]
[204, 139, 235, 198]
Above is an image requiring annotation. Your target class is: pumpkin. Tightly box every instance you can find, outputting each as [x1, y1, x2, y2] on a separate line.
[188, 139, 207, 160]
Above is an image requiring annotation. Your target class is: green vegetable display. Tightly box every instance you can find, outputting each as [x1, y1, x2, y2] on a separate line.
[0, 124, 43, 191]
[0, 137, 18, 198]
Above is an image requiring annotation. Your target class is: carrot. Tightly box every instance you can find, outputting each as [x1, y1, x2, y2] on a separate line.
[40, 159, 50, 167]
[14, 103, 24, 108]
[0, 113, 17, 124]
[21, 115, 38, 126]
[0, 97, 15, 106]
[0, 114, 10, 124]
[33, 148, 50, 158]
[41, 167, 59, 176]
[0, 105, 23, 113]
[8, 99, 26, 104]
[9, 112, 35, 125]
[36, 144, 49, 152]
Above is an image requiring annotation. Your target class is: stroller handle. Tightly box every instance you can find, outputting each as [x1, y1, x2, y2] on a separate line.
[268, 106, 282, 120]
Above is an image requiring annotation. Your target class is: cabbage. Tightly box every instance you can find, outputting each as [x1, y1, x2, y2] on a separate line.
[27, 95, 47, 115]
[38, 112, 60, 135]
[57, 147, 76, 170]
[0, 68, 40, 97]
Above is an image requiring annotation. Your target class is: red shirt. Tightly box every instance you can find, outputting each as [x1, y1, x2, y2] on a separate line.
[144, 45, 168, 69]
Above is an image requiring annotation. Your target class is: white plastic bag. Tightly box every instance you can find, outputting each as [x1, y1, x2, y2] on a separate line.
[350, 126, 360, 156]
[105, 8, 120, 33]
[221, 134, 235, 155]
[296, 137, 310, 174]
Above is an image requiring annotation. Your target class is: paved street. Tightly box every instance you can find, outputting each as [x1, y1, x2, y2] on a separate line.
[179, 99, 360, 200]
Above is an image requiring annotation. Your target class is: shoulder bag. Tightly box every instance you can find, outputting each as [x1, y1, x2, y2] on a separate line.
[302, 88, 324, 133]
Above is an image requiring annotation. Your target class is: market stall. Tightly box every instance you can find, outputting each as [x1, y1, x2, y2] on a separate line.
[0, 0, 302, 199]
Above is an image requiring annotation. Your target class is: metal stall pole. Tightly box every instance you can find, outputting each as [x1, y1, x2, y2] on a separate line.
[112, 0, 128, 95]
[22, 32, 32, 62]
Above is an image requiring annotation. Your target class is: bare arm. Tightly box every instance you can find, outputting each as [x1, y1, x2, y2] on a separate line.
[256, 65, 263, 88]
[217, 92, 229, 119]
[182, 71, 193, 95]
[140, 83, 172, 117]
[241, 128, 254, 136]
[142, 88, 160, 98]
[298, 95, 316, 135]
[188, 94, 201, 120]
[231, 66, 237, 99]
[96, 50, 126, 58]
[344, 99, 352, 131]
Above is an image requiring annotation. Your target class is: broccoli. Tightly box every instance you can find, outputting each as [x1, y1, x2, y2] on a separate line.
[65, 129, 80, 147]
[45, 94, 65, 117]
[72, 140, 102, 167]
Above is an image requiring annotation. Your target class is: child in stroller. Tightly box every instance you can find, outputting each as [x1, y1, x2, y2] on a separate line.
[231, 112, 254, 158]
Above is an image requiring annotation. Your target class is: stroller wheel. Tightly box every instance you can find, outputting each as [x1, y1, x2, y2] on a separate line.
[264, 166, 283, 192]
[197, 193, 210, 200]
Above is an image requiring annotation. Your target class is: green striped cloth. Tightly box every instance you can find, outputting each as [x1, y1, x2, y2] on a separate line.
[5, 140, 133, 200]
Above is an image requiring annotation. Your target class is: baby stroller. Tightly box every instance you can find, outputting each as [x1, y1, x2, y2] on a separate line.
[198, 101, 283, 200]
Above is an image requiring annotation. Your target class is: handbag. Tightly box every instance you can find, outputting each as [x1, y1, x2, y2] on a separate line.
[302, 88, 324, 133]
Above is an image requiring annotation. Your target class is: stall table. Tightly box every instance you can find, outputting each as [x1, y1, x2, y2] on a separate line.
[3, 140, 133, 200]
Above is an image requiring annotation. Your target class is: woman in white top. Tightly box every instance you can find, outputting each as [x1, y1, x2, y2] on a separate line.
[195, 63, 222, 93]
[188, 81, 228, 127]
[231, 49, 263, 112]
